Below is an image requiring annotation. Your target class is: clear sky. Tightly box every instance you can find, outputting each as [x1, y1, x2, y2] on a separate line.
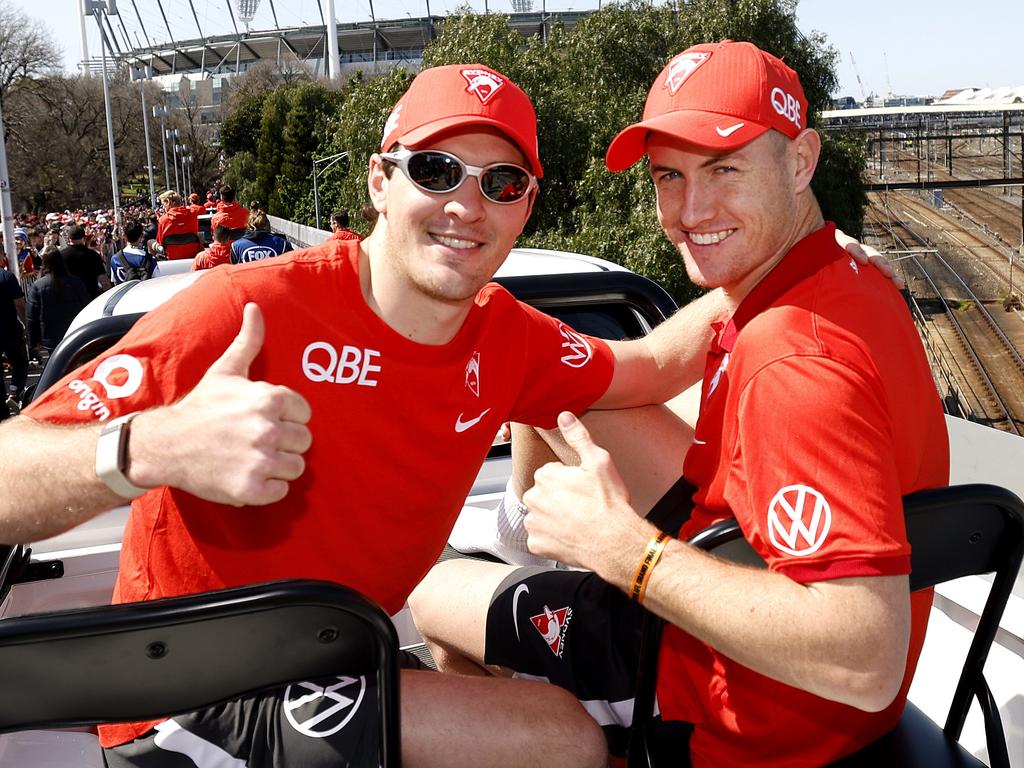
[10, 0, 1022, 99]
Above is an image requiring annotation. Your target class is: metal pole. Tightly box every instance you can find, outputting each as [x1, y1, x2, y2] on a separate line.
[313, 158, 320, 230]
[155, 106, 170, 191]
[0, 96, 19, 280]
[177, 145, 186, 196]
[77, 0, 91, 76]
[136, 70, 157, 208]
[94, 8, 122, 233]
[323, 0, 339, 80]
[169, 132, 180, 192]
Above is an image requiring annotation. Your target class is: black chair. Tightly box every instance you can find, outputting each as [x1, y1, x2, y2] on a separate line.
[627, 484, 1024, 768]
[0, 579, 401, 767]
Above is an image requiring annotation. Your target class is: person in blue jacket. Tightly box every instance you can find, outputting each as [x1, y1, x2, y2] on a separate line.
[230, 210, 293, 264]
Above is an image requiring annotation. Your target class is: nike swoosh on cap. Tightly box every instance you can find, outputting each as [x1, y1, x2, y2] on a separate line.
[715, 122, 745, 137]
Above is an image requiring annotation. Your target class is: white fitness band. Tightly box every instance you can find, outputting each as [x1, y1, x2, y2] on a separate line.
[95, 412, 148, 500]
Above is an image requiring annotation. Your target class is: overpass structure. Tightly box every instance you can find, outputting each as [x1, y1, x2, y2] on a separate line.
[821, 103, 1024, 193]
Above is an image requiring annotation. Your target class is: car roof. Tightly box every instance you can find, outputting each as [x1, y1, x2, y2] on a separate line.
[67, 247, 630, 336]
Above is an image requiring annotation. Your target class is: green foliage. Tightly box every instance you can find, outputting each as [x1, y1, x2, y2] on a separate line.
[220, 93, 268, 157]
[813, 130, 867, 238]
[218, 0, 866, 303]
[312, 69, 413, 234]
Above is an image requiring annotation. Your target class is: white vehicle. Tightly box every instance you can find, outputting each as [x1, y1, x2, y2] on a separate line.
[0, 248, 1021, 767]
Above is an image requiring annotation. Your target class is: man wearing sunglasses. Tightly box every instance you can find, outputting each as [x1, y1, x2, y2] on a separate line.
[4, 57, 896, 766]
[3, 62, 749, 768]
[412, 42, 947, 767]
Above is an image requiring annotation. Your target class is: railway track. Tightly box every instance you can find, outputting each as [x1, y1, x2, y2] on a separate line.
[864, 200, 1024, 436]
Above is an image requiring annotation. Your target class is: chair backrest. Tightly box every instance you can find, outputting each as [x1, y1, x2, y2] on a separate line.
[627, 483, 1024, 768]
[0, 579, 401, 767]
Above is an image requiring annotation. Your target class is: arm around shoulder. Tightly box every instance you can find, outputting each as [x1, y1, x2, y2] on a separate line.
[593, 287, 731, 409]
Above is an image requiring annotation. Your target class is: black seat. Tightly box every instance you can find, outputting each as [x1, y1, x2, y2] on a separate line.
[627, 484, 1024, 768]
[0, 579, 401, 767]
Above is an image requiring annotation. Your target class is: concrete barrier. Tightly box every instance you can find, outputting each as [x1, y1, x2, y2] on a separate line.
[269, 215, 330, 248]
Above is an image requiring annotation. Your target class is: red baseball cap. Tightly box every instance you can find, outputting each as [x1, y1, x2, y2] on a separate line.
[605, 41, 808, 171]
[380, 64, 543, 178]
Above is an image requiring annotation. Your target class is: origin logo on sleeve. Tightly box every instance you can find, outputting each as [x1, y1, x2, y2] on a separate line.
[66, 354, 144, 421]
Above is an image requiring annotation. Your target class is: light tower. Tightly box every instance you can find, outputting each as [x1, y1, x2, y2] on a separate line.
[236, 0, 261, 28]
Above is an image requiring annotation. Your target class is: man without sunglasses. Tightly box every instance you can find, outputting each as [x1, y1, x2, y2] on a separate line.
[412, 43, 947, 767]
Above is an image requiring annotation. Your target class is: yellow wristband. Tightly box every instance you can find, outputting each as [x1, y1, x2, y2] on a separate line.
[630, 531, 670, 604]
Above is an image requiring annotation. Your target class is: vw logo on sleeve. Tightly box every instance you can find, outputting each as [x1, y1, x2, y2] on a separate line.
[766, 484, 832, 557]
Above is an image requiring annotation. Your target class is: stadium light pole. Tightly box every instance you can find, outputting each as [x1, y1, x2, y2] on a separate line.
[169, 129, 180, 193]
[176, 144, 188, 196]
[312, 151, 348, 230]
[85, 0, 123, 233]
[153, 105, 171, 192]
[131, 65, 158, 208]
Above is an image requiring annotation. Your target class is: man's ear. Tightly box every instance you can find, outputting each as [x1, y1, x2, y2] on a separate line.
[791, 129, 821, 194]
[367, 154, 389, 215]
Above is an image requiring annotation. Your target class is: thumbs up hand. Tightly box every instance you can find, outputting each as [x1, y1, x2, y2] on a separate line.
[129, 303, 313, 506]
[522, 412, 644, 573]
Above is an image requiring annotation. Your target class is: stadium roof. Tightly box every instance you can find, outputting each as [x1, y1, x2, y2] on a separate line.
[85, 0, 602, 75]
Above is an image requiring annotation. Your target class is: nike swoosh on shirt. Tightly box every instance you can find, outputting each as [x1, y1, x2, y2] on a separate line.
[512, 584, 529, 642]
[715, 122, 745, 137]
[455, 408, 492, 433]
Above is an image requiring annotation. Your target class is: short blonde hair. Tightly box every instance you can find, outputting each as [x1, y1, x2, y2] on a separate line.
[159, 190, 182, 208]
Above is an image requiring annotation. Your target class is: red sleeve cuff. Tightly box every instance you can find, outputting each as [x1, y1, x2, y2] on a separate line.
[777, 554, 911, 583]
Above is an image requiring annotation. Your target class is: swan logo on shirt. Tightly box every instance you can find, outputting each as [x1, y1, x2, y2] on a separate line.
[302, 342, 381, 386]
[558, 325, 592, 368]
[283, 676, 366, 738]
[66, 354, 144, 421]
[530, 605, 572, 657]
[767, 484, 832, 557]
[465, 352, 481, 397]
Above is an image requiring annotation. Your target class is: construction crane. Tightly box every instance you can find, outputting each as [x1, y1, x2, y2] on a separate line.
[849, 51, 870, 105]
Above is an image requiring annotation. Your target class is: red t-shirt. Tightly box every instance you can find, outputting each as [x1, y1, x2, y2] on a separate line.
[656, 224, 949, 767]
[210, 202, 249, 232]
[24, 239, 614, 746]
[330, 229, 364, 242]
[191, 241, 232, 271]
[156, 206, 201, 260]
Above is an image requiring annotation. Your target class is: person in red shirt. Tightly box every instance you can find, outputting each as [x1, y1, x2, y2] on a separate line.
[328, 209, 363, 242]
[204, 191, 218, 213]
[190, 224, 233, 271]
[186, 192, 206, 218]
[155, 191, 201, 260]
[412, 42, 948, 767]
[2, 64, 732, 768]
[210, 185, 249, 237]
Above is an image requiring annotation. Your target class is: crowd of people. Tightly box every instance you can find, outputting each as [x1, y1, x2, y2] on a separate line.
[0, 43, 948, 768]
[0, 187, 331, 421]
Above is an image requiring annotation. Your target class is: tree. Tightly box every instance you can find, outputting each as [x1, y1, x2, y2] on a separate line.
[219, 0, 865, 302]
[0, 0, 62, 100]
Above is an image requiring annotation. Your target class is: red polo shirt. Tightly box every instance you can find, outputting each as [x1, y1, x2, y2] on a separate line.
[656, 223, 949, 767]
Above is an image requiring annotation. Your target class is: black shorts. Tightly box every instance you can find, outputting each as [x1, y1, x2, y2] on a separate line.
[484, 477, 696, 757]
[103, 674, 382, 768]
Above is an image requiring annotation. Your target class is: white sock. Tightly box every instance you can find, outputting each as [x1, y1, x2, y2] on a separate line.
[495, 482, 530, 550]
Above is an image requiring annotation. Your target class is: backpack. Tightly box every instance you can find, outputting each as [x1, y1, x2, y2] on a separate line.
[120, 247, 153, 283]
